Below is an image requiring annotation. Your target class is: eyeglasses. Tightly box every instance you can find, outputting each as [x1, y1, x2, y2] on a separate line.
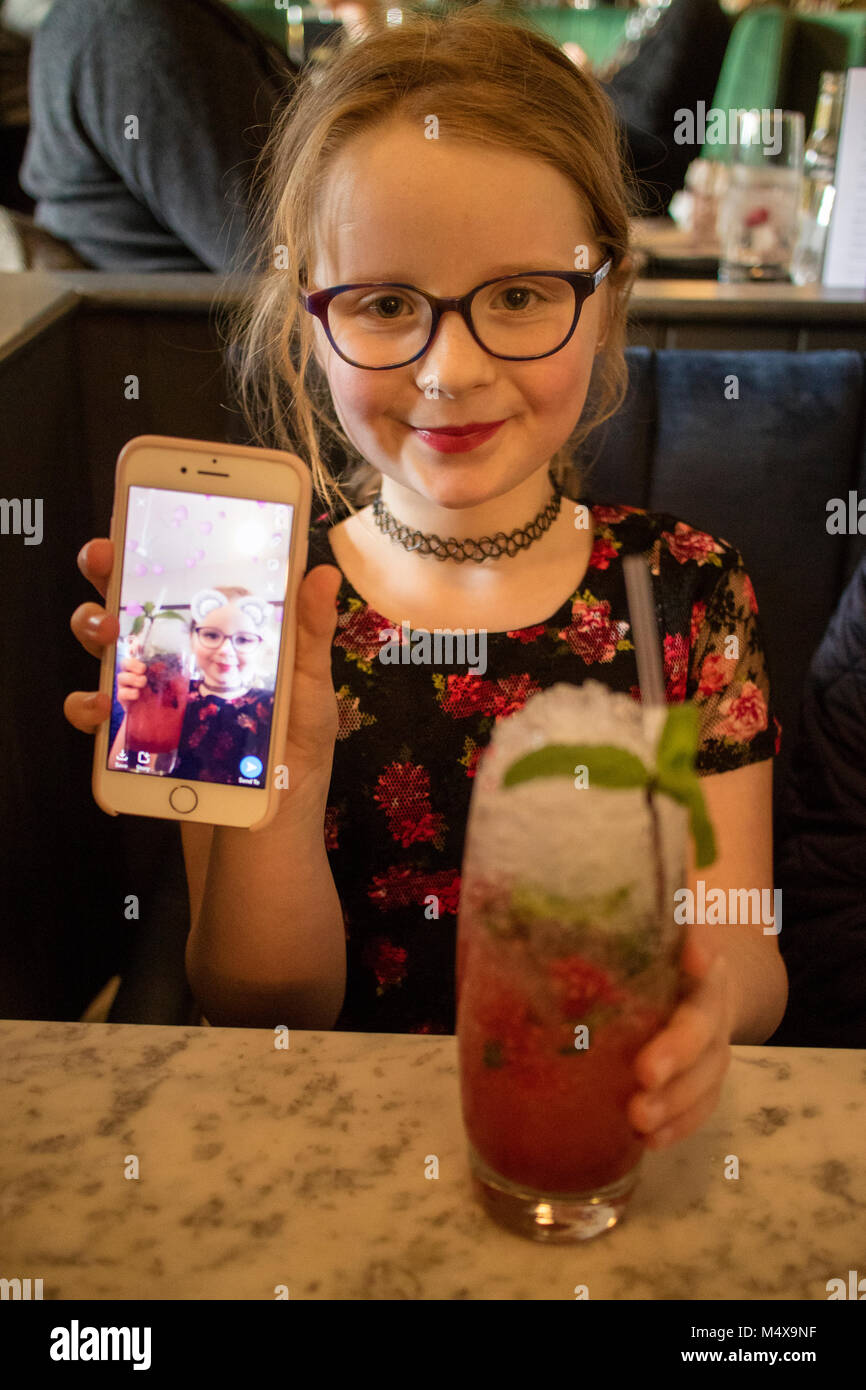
[193, 626, 263, 652]
[300, 261, 612, 370]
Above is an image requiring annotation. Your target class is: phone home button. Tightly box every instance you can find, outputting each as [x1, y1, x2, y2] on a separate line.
[169, 785, 198, 814]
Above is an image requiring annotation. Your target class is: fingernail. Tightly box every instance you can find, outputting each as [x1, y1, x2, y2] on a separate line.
[654, 1056, 673, 1086]
[85, 614, 106, 637]
[83, 693, 104, 710]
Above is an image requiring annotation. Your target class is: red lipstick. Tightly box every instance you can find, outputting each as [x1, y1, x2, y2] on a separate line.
[411, 420, 506, 453]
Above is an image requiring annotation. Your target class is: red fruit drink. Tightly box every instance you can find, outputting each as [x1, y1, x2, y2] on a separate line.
[126, 654, 190, 756]
[458, 880, 675, 1195]
[456, 681, 688, 1241]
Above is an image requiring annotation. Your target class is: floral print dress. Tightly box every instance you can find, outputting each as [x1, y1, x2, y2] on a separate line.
[305, 499, 781, 1036]
[172, 680, 273, 784]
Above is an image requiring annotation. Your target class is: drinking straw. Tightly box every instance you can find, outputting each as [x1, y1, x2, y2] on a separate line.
[623, 554, 669, 911]
[622, 553, 665, 709]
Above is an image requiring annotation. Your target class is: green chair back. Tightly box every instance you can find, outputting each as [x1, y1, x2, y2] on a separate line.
[702, 5, 866, 163]
[226, 1, 289, 49]
[521, 8, 632, 68]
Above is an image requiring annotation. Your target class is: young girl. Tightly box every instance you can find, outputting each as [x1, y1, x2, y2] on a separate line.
[108, 587, 276, 783]
[66, 10, 787, 1154]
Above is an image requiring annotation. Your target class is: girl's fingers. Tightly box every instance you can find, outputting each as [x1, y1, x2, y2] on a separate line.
[63, 690, 111, 733]
[77, 538, 114, 599]
[641, 1059, 729, 1150]
[71, 602, 118, 659]
[630, 1033, 730, 1140]
[286, 565, 343, 758]
[633, 930, 725, 1091]
[635, 957, 728, 1093]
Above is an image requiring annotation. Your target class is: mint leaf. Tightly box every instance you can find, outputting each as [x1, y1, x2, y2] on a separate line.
[655, 705, 717, 868]
[656, 702, 699, 775]
[503, 743, 649, 789]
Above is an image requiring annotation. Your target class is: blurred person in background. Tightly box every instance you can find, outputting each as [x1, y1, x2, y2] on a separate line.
[13, 0, 732, 270]
[772, 552, 866, 1048]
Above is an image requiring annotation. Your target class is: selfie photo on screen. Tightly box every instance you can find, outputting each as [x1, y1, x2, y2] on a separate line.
[106, 486, 290, 786]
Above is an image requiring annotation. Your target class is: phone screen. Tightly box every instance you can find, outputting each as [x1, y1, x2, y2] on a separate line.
[107, 485, 294, 787]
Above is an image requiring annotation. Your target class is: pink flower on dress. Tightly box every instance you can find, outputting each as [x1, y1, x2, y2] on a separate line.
[506, 623, 547, 644]
[715, 681, 768, 741]
[696, 651, 731, 700]
[661, 523, 725, 566]
[490, 673, 544, 720]
[334, 604, 394, 665]
[367, 866, 461, 914]
[558, 595, 629, 665]
[588, 535, 619, 570]
[439, 672, 543, 720]
[689, 599, 707, 650]
[592, 505, 639, 524]
[663, 632, 689, 703]
[373, 762, 445, 847]
[362, 936, 408, 992]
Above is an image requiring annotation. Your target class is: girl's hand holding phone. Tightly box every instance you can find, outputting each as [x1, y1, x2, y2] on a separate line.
[66, 537, 345, 809]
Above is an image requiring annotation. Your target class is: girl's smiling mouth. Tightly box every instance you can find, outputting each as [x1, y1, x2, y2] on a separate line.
[410, 420, 506, 453]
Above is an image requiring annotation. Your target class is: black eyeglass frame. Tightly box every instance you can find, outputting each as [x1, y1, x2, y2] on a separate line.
[192, 626, 263, 651]
[300, 260, 613, 370]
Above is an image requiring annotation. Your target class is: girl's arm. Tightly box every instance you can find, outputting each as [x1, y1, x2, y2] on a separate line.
[182, 766, 346, 1030]
[685, 757, 786, 1044]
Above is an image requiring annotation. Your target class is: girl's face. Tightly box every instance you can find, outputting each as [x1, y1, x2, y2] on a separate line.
[191, 601, 261, 691]
[308, 120, 610, 511]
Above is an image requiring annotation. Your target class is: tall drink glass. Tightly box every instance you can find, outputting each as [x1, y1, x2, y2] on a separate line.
[457, 681, 691, 1242]
[125, 612, 192, 776]
[718, 110, 804, 283]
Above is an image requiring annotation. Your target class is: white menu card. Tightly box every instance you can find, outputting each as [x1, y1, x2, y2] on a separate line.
[823, 66, 866, 290]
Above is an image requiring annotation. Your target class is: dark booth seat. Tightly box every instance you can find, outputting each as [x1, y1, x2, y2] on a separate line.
[2, 323, 865, 1034]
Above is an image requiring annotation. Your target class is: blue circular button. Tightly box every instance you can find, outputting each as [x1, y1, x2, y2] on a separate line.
[240, 756, 263, 779]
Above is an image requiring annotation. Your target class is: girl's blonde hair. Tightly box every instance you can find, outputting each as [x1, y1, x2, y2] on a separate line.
[224, 5, 640, 518]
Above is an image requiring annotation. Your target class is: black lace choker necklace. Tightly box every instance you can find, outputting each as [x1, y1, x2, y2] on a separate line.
[370, 474, 563, 563]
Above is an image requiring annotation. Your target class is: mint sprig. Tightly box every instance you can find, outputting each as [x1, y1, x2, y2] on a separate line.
[130, 599, 187, 637]
[502, 703, 717, 868]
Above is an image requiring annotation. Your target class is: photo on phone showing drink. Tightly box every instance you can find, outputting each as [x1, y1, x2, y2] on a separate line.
[92, 435, 311, 830]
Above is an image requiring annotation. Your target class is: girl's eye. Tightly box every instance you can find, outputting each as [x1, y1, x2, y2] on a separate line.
[492, 284, 545, 312]
[362, 293, 413, 320]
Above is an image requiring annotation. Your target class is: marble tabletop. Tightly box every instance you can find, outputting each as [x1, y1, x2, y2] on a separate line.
[0, 1019, 863, 1301]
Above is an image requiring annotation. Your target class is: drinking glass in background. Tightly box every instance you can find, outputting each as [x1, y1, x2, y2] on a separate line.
[718, 110, 805, 283]
[124, 611, 192, 776]
[456, 681, 691, 1242]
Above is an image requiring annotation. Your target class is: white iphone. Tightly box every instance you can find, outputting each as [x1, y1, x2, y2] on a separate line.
[92, 434, 311, 830]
